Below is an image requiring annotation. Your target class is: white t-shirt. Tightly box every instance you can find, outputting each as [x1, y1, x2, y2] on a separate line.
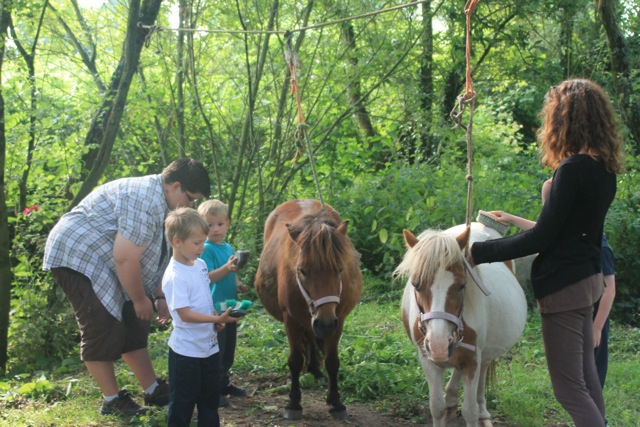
[162, 258, 219, 358]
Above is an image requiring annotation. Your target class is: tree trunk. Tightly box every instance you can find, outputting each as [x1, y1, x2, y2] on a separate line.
[229, 0, 278, 217]
[176, 0, 187, 157]
[340, 22, 377, 139]
[9, 2, 47, 212]
[597, 0, 640, 154]
[70, 0, 163, 209]
[0, 0, 13, 376]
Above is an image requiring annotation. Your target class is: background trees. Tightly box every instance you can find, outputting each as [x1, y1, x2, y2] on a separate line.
[2, 0, 639, 374]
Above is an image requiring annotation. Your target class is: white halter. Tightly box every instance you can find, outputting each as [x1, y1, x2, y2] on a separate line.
[296, 273, 342, 315]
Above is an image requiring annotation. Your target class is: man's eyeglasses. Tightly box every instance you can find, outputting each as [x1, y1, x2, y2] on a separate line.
[181, 187, 198, 206]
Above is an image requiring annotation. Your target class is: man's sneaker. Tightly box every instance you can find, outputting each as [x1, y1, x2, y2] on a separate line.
[222, 383, 246, 397]
[101, 390, 150, 417]
[219, 394, 230, 407]
[144, 378, 170, 406]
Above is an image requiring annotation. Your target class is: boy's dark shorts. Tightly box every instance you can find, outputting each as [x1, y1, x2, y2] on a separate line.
[51, 267, 150, 362]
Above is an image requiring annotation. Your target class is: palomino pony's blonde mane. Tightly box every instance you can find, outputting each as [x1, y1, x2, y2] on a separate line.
[393, 230, 464, 290]
[288, 212, 353, 273]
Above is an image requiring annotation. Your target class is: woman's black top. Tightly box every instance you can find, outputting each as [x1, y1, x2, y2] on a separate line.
[472, 154, 616, 299]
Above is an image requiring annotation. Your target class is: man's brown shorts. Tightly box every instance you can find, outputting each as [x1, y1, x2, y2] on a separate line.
[51, 267, 150, 362]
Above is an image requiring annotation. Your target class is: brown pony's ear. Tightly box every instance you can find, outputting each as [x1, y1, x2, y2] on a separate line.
[403, 229, 419, 248]
[336, 220, 349, 235]
[285, 223, 301, 242]
[456, 225, 471, 250]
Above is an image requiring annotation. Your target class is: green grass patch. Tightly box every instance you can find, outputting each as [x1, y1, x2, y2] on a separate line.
[1, 300, 638, 426]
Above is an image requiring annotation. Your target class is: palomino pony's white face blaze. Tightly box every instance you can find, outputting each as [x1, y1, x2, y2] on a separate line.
[404, 228, 469, 363]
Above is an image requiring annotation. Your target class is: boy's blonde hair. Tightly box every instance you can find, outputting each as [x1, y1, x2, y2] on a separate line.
[165, 207, 209, 244]
[197, 199, 229, 218]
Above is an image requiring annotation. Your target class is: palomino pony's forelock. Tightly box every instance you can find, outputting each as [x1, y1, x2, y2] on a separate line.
[291, 214, 352, 273]
[394, 230, 464, 289]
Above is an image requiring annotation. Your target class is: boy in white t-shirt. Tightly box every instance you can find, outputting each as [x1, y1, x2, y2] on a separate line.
[162, 207, 240, 427]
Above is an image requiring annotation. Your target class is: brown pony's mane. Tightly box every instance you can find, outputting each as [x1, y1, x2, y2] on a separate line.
[287, 210, 353, 273]
[393, 230, 463, 290]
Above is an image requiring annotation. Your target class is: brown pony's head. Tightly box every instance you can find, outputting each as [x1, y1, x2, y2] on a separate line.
[286, 210, 352, 338]
[394, 227, 469, 362]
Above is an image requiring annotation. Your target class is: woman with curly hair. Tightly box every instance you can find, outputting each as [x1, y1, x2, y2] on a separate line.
[469, 79, 624, 427]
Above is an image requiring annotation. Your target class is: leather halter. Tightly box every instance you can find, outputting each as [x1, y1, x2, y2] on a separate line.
[296, 273, 342, 315]
[414, 285, 476, 353]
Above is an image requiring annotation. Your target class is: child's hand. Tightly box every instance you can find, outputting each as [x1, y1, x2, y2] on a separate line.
[237, 283, 249, 293]
[219, 307, 241, 323]
[225, 256, 239, 274]
[215, 323, 226, 331]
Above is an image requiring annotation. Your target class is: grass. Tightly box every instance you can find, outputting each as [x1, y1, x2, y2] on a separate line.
[1, 291, 639, 426]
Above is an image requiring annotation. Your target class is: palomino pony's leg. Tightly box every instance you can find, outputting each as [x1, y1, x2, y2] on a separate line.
[444, 368, 461, 419]
[323, 322, 347, 420]
[459, 360, 482, 427]
[476, 362, 493, 425]
[283, 318, 305, 420]
[422, 359, 448, 427]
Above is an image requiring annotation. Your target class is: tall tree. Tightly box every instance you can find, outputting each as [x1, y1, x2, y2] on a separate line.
[9, 0, 48, 211]
[597, 0, 640, 154]
[0, 0, 13, 376]
[70, 0, 163, 208]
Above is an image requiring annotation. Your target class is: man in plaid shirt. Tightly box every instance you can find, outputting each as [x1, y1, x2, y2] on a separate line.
[44, 158, 210, 417]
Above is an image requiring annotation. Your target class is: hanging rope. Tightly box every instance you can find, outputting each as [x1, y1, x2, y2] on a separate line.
[285, 31, 324, 208]
[450, 0, 481, 238]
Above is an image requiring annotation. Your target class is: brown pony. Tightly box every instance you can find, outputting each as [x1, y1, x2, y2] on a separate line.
[255, 199, 363, 420]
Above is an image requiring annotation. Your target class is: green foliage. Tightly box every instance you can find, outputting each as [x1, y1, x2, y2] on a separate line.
[605, 155, 640, 326]
[2, 298, 639, 426]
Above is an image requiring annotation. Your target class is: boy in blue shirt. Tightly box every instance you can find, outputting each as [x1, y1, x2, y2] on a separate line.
[198, 200, 249, 406]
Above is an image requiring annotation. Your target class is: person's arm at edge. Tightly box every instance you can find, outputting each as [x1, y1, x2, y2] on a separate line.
[593, 275, 615, 347]
[489, 210, 537, 231]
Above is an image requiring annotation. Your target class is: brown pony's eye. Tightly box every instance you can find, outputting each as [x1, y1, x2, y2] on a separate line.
[459, 283, 466, 292]
[298, 267, 307, 277]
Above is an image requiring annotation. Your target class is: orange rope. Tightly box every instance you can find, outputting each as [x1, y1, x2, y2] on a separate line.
[464, 0, 480, 100]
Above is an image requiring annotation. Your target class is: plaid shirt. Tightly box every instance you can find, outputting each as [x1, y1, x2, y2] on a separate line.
[44, 174, 170, 320]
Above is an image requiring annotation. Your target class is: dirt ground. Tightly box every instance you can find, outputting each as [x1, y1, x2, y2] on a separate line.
[218, 373, 517, 427]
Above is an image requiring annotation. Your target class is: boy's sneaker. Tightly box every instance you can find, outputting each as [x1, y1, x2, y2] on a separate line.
[222, 383, 246, 397]
[144, 378, 170, 406]
[101, 390, 150, 417]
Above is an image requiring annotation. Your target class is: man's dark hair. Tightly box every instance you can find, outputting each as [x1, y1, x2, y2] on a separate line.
[162, 158, 211, 197]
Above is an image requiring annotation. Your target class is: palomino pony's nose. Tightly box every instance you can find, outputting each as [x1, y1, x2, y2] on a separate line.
[425, 321, 456, 362]
[312, 307, 339, 338]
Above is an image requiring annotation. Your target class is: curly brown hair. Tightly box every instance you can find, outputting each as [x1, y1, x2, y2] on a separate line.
[538, 79, 624, 173]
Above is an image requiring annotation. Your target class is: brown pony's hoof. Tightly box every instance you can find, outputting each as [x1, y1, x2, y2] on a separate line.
[330, 410, 348, 421]
[283, 409, 303, 420]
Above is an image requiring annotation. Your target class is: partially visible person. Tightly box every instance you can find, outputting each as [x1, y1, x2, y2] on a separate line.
[198, 199, 249, 407]
[162, 207, 240, 427]
[469, 79, 624, 427]
[490, 177, 617, 389]
[43, 158, 210, 417]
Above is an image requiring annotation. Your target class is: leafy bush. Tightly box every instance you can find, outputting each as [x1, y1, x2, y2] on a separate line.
[605, 186, 640, 326]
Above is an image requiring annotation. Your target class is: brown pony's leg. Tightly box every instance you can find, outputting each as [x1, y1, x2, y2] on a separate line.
[324, 321, 347, 420]
[283, 317, 305, 420]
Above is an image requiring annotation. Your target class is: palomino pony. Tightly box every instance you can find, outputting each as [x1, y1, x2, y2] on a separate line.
[255, 199, 363, 420]
[395, 223, 527, 427]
